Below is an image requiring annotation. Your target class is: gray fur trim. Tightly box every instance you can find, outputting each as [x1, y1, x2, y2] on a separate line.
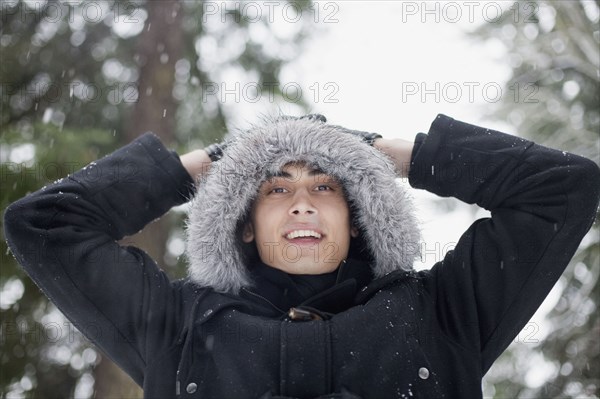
[185, 117, 421, 294]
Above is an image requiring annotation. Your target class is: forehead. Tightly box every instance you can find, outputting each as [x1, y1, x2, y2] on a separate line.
[267, 163, 329, 180]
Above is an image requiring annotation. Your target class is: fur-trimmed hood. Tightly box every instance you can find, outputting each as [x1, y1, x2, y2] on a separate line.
[185, 116, 420, 294]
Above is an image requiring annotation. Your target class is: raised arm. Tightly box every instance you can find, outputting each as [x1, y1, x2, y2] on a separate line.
[391, 114, 599, 373]
[3, 133, 203, 384]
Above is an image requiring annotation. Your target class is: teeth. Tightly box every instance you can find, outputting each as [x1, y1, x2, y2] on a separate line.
[286, 230, 322, 239]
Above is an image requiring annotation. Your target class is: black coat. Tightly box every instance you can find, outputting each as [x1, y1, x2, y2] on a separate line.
[4, 115, 599, 398]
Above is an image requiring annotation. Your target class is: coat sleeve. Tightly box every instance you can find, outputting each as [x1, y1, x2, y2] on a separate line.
[409, 114, 600, 374]
[3, 132, 196, 385]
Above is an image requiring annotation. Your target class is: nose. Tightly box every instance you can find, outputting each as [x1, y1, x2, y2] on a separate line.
[289, 189, 317, 215]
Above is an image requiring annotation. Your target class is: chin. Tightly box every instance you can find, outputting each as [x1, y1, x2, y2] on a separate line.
[283, 259, 339, 275]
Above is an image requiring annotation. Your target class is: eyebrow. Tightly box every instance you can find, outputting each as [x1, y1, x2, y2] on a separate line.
[268, 168, 327, 179]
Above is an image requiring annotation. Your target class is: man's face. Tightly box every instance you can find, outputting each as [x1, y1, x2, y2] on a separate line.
[242, 163, 358, 274]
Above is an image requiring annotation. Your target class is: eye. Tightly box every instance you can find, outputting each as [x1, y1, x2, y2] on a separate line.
[270, 187, 288, 194]
[315, 184, 333, 191]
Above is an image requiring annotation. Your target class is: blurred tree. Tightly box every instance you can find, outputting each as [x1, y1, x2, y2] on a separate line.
[1, 0, 317, 397]
[94, 1, 183, 395]
[1, 125, 118, 398]
[471, 1, 600, 397]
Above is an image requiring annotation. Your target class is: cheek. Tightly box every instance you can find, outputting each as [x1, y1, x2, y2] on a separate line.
[252, 203, 282, 238]
[323, 202, 352, 231]
[333, 197, 352, 219]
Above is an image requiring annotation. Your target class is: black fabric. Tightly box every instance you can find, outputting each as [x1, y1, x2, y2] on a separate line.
[5, 115, 600, 399]
[245, 258, 374, 316]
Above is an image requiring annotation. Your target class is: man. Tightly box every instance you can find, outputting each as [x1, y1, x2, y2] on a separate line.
[4, 114, 599, 398]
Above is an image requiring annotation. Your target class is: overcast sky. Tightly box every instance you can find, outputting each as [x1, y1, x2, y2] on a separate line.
[292, 2, 512, 134]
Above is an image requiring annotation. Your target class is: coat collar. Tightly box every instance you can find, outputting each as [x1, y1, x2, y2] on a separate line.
[240, 258, 374, 316]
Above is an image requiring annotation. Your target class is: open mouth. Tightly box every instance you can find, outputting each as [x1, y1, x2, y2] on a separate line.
[284, 230, 323, 245]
